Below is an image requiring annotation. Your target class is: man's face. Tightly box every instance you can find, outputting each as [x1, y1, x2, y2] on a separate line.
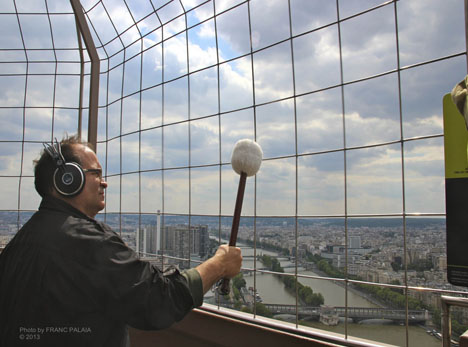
[70, 145, 107, 218]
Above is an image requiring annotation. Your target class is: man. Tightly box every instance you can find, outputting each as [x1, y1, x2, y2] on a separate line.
[0, 135, 242, 346]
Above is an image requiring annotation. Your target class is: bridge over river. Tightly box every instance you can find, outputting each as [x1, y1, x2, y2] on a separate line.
[262, 304, 428, 324]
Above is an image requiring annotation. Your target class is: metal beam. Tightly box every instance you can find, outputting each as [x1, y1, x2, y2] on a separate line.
[75, 19, 84, 141]
[70, 0, 100, 152]
[441, 295, 468, 346]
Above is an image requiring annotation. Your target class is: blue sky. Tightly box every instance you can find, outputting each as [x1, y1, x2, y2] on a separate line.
[0, 0, 466, 218]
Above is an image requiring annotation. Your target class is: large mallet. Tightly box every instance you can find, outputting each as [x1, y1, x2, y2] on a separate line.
[218, 139, 263, 295]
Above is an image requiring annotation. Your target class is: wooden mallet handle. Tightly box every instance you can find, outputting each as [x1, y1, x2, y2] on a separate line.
[217, 138, 262, 295]
[218, 172, 247, 295]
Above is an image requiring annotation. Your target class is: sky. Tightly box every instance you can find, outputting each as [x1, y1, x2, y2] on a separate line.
[0, 0, 466, 219]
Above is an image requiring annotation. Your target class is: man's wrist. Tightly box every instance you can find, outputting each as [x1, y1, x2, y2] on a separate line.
[196, 256, 225, 294]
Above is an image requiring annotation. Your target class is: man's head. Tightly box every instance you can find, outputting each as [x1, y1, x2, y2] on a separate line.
[34, 135, 107, 218]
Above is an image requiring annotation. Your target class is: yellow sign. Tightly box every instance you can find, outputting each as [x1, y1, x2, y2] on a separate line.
[443, 93, 468, 178]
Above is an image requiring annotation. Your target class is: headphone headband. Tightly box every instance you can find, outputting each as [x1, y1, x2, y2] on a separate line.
[43, 139, 66, 170]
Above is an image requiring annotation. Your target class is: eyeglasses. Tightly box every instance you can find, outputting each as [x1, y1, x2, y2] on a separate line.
[83, 168, 103, 180]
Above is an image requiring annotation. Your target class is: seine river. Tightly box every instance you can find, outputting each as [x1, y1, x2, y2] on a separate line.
[237, 246, 442, 347]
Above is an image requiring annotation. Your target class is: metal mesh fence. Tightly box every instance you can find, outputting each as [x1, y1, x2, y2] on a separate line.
[0, 0, 467, 345]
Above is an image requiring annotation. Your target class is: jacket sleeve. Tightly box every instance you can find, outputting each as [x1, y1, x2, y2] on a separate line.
[181, 268, 204, 308]
[46, 219, 203, 331]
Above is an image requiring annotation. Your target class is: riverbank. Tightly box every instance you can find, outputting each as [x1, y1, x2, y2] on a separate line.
[302, 266, 386, 308]
[240, 247, 443, 346]
[252, 248, 387, 309]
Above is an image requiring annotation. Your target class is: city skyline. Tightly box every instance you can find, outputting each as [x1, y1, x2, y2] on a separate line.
[0, 209, 460, 345]
[0, 210, 450, 287]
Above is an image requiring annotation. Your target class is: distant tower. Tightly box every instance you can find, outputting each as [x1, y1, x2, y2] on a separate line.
[156, 210, 161, 253]
[143, 227, 147, 255]
[135, 228, 140, 255]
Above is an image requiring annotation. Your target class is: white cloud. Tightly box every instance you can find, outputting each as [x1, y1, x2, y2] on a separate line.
[0, 0, 461, 217]
[197, 20, 215, 39]
[189, 43, 218, 72]
[345, 111, 400, 147]
[162, 32, 188, 81]
[249, 0, 290, 50]
[404, 139, 445, 213]
[397, 0, 466, 67]
[164, 169, 189, 214]
[298, 160, 345, 216]
[141, 171, 162, 213]
[0, 143, 23, 176]
[253, 42, 294, 104]
[20, 177, 41, 210]
[191, 167, 220, 214]
[86, 2, 119, 46]
[219, 58, 253, 112]
[256, 158, 296, 216]
[121, 173, 140, 212]
[340, 5, 397, 82]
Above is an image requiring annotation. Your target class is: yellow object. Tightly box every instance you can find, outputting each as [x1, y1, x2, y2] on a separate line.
[443, 93, 468, 178]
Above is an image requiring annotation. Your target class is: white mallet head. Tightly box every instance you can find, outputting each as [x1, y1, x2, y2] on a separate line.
[231, 139, 263, 177]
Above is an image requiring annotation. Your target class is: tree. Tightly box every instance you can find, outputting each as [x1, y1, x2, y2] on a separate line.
[407, 258, 433, 272]
[241, 303, 273, 318]
[259, 254, 324, 306]
[254, 302, 273, 318]
[232, 273, 246, 291]
[391, 261, 402, 272]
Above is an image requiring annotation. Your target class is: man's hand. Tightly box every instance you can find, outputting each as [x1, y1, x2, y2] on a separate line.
[213, 244, 242, 278]
[195, 245, 242, 294]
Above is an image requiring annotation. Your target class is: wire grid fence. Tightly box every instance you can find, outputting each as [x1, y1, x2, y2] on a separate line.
[0, 0, 467, 345]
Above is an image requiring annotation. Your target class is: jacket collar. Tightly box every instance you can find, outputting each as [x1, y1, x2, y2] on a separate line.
[39, 195, 93, 221]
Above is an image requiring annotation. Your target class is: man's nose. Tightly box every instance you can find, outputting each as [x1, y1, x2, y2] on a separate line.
[100, 178, 108, 188]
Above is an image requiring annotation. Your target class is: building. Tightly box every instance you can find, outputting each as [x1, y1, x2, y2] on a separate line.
[349, 236, 361, 249]
[162, 224, 210, 266]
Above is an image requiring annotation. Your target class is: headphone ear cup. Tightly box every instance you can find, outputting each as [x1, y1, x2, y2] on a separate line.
[53, 162, 85, 197]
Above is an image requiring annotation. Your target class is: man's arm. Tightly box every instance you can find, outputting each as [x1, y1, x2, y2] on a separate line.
[196, 245, 242, 294]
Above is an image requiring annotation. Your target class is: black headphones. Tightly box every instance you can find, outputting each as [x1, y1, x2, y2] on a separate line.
[43, 139, 85, 197]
